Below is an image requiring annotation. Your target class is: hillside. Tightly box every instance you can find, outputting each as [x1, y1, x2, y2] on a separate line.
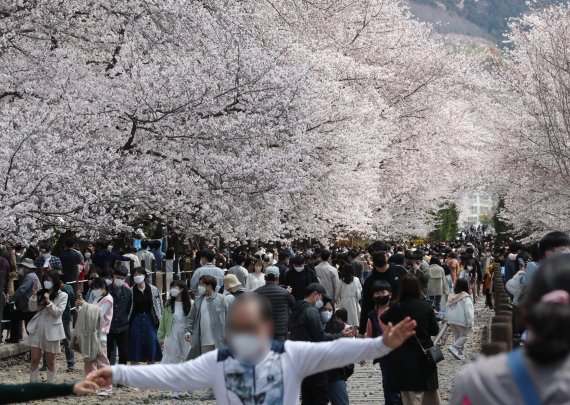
[407, 0, 564, 43]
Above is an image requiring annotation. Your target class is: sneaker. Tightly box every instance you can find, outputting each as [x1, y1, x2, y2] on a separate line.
[170, 392, 180, 399]
[448, 346, 463, 360]
[66, 367, 74, 373]
[97, 391, 111, 396]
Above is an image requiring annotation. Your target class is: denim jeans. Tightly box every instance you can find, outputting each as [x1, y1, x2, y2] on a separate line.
[429, 295, 442, 312]
[62, 321, 74, 368]
[328, 379, 349, 405]
[379, 358, 403, 405]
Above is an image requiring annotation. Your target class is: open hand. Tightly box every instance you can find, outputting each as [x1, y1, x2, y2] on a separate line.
[72, 380, 99, 395]
[382, 317, 416, 349]
[86, 367, 113, 389]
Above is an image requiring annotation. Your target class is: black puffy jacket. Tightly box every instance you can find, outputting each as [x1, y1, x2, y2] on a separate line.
[255, 282, 295, 336]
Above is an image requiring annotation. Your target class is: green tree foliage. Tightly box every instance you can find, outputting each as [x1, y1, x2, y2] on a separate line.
[428, 202, 460, 242]
[492, 196, 515, 244]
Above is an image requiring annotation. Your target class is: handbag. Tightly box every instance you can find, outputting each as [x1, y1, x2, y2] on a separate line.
[397, 303, 444, 366]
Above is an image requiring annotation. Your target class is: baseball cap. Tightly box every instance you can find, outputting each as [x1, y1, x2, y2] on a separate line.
[304, 283, 331, 301]
[265, 266, 280, 278]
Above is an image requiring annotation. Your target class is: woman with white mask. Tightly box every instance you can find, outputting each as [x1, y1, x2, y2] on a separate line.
[157, 280, 193, 398]
[245, 259, 266, 292]
[28, 270, 69, 383]
[128, 267, 163, 365]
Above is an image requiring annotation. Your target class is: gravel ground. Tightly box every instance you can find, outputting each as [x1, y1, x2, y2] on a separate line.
[0, 299, 490, 404]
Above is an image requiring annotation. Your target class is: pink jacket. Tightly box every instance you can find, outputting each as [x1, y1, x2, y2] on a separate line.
[97, 294, 114, 335]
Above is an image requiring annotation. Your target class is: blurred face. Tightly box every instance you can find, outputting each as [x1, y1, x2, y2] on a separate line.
[228, 300, 273, 338]
[322, 302, 333, 312]
[227, 299, 273, 364]
[545, 245, 570, 258]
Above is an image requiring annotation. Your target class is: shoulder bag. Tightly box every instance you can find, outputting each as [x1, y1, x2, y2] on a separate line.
[397, 303, 444, 366]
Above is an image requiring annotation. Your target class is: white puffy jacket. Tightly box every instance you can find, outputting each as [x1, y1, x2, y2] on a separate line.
[446, 292, 474, 327]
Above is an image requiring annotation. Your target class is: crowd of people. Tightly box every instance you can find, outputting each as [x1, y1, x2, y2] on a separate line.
[0, 230, 568, 404]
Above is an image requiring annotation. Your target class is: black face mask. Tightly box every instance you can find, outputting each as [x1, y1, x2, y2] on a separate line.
[374, 255, 387, 267]
[374, 295, 390, 306]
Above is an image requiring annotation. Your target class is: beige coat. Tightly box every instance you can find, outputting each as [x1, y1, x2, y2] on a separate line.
[427, 264, 448, 297]
[27, 292, 68, 341]
[315, 261, 341, 303]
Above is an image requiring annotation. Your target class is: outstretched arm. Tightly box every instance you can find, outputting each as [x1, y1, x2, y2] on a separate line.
[87, 351, 217, 392]
[291, 317, 416, 378]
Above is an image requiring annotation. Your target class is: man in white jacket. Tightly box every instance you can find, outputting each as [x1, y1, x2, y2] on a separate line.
[87, 293, 416, 404]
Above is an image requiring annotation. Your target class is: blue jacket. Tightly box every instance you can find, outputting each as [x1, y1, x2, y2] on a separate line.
[92, 250, 131, 270]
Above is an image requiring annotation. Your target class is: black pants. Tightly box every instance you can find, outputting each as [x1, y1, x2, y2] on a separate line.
[9, 308, 35, 341]
[301, 372, 329, 405]
[107, 330, 129, 365]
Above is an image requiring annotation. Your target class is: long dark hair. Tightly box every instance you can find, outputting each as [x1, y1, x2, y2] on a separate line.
[523, 254, 570, 364]
[396, 274, 422, 302]
[169, 280, 191, 316]
[341, 263, 355, 284]
[454, 278, 469, 294]
[39, 270, 61, 306]
[91, 277, 108, 296]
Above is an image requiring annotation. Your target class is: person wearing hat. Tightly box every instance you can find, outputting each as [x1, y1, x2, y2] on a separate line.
[7, 258, 40, 343]
[290, 283, 356, 405]
[223, 274, 246, 303]
[255, 266, 295, 341]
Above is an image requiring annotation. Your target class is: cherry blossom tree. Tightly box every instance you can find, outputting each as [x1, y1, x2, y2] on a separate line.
[0, 0, 498, 243]
[491, 3, 570, 237]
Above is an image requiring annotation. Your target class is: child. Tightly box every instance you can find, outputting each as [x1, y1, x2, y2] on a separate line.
[446, 278, 475, 361]
[75, 277, 114, 395]
[365, 281, 401, 405]
[158, 280, 192, 398]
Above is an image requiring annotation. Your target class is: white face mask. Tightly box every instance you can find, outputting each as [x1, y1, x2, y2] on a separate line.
[170, 288, 180, 298]
[42, 253, 50, 259]
[105, 278, 113, 286]
[314, 299, 324, 309]
[43, 281, 53, 290]
[467, 266, 474, 271]
[197, 285, 207, 296]
[107, 245, 113, 251]
[92, 289, 103, 299]
[320, 311, 333, 323]
[230, 333, 268, 365]
[114, 278, 125, 287]
[294, 266, 304, 272]
[133, 275, 145, 284]
[85, 252, 91, 259]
